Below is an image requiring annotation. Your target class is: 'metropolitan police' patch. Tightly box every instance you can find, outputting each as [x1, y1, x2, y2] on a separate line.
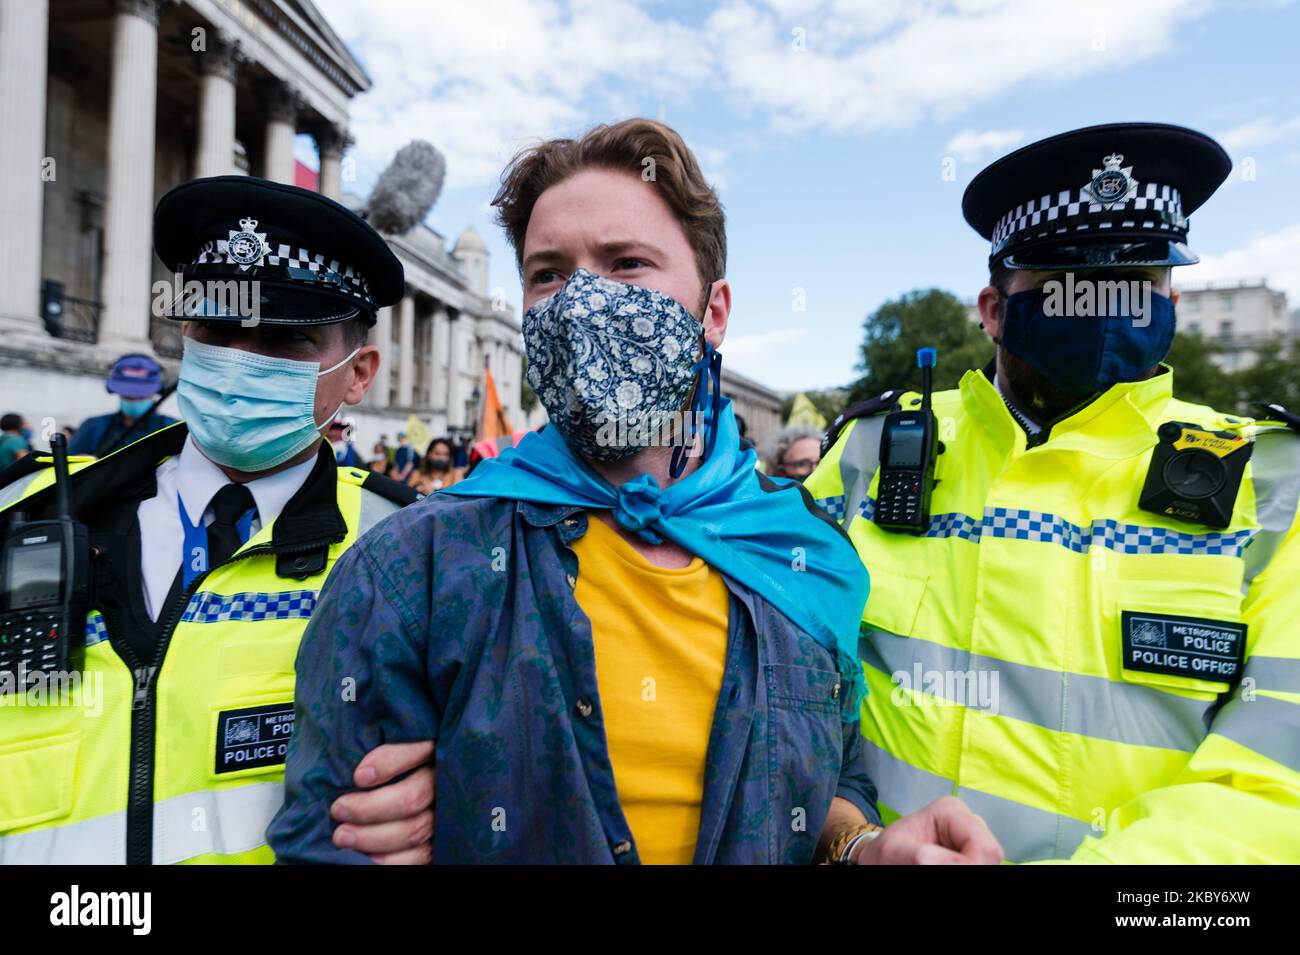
[1121, 610, 1246, 682]
[215, 702, 295, 774]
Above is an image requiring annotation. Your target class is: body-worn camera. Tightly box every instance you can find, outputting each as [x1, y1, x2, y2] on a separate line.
[1139, 422, 1253, 530]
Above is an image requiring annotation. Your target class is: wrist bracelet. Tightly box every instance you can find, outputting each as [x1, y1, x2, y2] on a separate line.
[822, 822, 884, 864]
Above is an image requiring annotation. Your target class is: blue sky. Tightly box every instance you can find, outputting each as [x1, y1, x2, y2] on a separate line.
[306, 0, 1300, 393]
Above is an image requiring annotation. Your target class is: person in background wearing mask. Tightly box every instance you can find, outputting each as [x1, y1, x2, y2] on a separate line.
[68, 354, 179, 458]
[762, 425, 823, 483]
[809, 123, 1300, 863]
[409, 436, 464, 494]
[392, 431, 417, 482]
[0, 413, 30, 469]
[328, 415, 360, 468]
[271, 118, 1001, 865]
[0, 177, 436, 865]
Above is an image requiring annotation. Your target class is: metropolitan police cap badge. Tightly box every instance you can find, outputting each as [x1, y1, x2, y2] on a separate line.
[1082, 153, 1139, 209]
[227, 216, 269, 267]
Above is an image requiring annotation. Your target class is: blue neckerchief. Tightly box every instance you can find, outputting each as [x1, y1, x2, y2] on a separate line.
[445, 397, 870, 714]
[178, 492, 254, 590]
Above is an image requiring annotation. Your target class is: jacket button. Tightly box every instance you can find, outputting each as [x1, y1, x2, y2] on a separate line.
[566, 573, 577, 589]
[612, 840, 632, 856]
[575, 698, 593, 718]
[563, 517, 580, 527]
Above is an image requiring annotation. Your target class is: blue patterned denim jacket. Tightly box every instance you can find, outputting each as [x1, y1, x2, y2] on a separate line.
[268, 493, 879, 864]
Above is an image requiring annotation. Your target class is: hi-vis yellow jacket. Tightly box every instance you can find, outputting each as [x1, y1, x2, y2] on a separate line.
[806, 366, 1300, 863]
[0, 423, 415, 864]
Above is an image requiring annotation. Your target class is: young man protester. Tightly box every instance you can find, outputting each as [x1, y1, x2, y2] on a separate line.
[271, 119, 1000, 865]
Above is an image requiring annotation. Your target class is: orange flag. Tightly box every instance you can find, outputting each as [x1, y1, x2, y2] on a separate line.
[476, 368, 514, 443]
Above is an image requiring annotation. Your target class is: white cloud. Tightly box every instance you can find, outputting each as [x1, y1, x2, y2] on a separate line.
[707, 0, 1215, 136]
[1180, 224, 1300, 304]
[942, 127, 1026, 164]
[722, 327, 807, 366]
[314, 0, 1219, 195]
[1217, 114, 1300, 155]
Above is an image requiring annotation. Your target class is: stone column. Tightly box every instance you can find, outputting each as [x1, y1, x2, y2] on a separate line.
[397, 292, 415, 407]
[431, 306, 449, 412]
[100, 0, 162, 347]
[0, 0, 49, 331]
[260, 80, 299, 184]
[370, 303, 393, 408]
[194, 32, 241, 178]
[314, 124, 350, 200]
[445, 313, 460, 427]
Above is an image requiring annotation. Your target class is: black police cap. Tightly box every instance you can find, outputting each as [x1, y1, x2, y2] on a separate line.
[963, 123, 1231, 270]
[153, 175, 404, 326]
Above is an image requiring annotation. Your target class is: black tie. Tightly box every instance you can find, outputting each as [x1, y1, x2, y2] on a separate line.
[206, 483, 256, 568]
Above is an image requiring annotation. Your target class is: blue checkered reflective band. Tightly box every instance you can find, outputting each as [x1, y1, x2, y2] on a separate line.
[181, 590, 318, 624]
[816, 494, 847, 522]
[84, 611, 108, 646]
[816, 496, 1254, 557]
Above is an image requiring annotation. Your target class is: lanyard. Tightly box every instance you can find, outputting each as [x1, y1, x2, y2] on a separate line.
[178, 492, 255, 590]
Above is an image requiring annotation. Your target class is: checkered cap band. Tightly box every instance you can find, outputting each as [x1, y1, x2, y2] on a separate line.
[194, 239, 373, 302]
[991, 181, 1185, 255]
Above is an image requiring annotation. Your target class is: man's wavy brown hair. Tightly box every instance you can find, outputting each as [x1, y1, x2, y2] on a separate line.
[492, 118, 727, 296]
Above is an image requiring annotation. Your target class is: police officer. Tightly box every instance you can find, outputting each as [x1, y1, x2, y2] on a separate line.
[0, 177, 435, 864]
[808, 123, 1300, 862]
[68, 353, 178, 458]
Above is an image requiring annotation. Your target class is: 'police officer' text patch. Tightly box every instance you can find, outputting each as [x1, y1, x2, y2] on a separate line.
[215, 702, 295, 774]
[1121, 610, 1246, 683]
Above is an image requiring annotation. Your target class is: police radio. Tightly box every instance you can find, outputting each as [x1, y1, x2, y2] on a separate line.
[0, 433, 90, 689]
[874, 347, 940, 532]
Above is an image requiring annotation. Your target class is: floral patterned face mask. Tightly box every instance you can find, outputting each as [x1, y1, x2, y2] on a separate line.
[524, 269, 706, 462]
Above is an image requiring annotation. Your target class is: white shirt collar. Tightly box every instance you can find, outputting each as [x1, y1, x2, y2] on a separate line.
[175, 436, 320, 528]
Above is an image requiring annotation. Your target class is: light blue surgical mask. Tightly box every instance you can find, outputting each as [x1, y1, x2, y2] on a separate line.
[177, 337, 358, 473]
[119, 397, 155, 419]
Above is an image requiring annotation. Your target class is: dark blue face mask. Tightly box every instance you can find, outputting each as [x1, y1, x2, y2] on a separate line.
[1001, 286, 1177, 397]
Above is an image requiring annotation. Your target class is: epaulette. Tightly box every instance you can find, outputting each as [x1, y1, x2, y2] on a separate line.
[822, 388, 906, 456]
[359, 469, 422, 506]
[1256, 402, 1300, 434]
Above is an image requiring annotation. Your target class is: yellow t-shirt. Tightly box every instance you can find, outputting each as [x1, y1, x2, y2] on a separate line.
[570, 514, 730, 864]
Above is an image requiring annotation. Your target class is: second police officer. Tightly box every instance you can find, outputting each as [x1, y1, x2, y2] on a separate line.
[0, 177, 436, 864]
[808, 123, 1300, 863]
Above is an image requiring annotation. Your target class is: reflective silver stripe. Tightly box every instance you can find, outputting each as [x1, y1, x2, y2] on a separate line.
[1244, 428, 1300, 587]
[0, 469, 45, 512]
[153, 781, 284, 864]
[956, 786, 1096, 862]
[0, 810, 125, 864]
[356, 486, 401, 539]
[838, 415, 886, 526]
[1211, 695, 1300, 774]
[863, 628, 1215, 752]
[865, 733, 1097, 861]
[1241, 655, 1300, 694]
[863, 739, 953, 816]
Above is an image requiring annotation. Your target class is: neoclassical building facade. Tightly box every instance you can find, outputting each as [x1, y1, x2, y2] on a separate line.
[0, 0, 522, 453]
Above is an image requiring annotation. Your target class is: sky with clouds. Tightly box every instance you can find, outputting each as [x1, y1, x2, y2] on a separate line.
[305, 0, 1300, 393]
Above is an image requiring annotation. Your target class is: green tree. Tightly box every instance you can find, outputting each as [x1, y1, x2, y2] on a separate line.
[1232, 339, 1300, 415]
[1164, 331, 1236, 410]
[847, 288, 993, 404]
